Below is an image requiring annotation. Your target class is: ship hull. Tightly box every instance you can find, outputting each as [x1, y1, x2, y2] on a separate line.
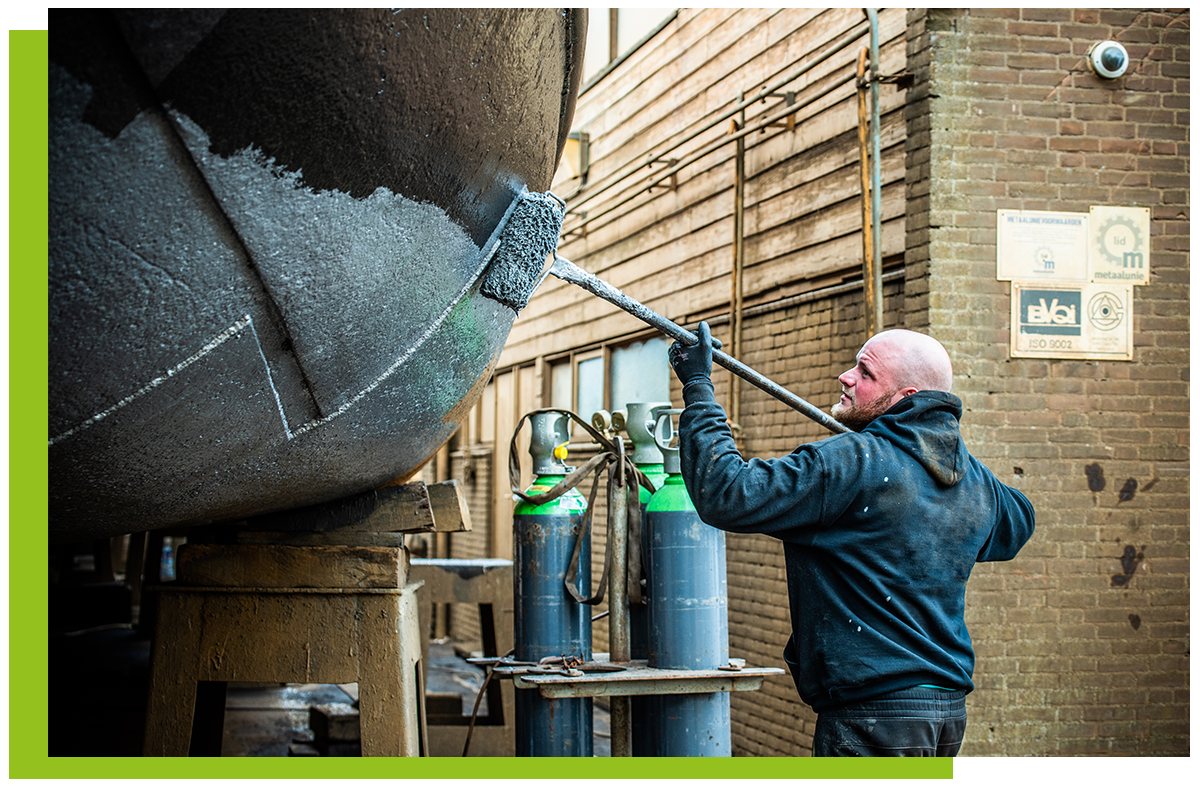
[48, 8, 585, 541]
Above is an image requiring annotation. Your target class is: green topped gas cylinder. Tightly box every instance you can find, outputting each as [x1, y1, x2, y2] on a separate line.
[645, 408, 730, 756]
[512, 410, 593, 757]
[620, 402, 671, 757]
[621, 402, 671, 641]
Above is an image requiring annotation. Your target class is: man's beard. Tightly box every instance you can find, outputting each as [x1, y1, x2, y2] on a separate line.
[832, 388, 898, 432]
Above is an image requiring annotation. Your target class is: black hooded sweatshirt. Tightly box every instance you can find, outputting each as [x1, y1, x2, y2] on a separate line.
[678, 379, 1035, 713]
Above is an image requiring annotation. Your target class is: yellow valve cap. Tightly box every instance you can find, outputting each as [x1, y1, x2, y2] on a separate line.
[554, 442, 569, 461]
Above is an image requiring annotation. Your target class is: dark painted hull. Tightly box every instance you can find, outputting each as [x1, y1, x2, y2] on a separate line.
[48, 8, 586, 542]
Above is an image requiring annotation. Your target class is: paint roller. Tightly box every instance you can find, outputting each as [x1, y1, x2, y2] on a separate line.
[479, 190, 850, 435]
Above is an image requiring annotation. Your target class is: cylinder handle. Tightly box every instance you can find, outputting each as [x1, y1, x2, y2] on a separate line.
[653, 408, 684, 453]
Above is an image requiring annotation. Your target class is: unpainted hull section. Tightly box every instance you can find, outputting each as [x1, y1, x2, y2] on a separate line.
[48, 9, 586, 541]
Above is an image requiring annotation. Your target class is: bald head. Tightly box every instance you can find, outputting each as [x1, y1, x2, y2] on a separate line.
[832, 329, 953, 430]
[865, 329, 953, 393]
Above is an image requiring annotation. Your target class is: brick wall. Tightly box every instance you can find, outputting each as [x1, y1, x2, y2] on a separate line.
[906, 8, 1189, 756]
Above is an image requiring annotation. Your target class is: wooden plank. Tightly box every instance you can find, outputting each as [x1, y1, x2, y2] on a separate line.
[427, 480, 472, 533]
[237, 481, 435, 535]
[573, 7, 903, 199]
[233, 530, 404, 547]
[491, 371, 516, 562]
[589, 9, 777, 160]
[504, 660, 785, 699]
[619, 9, 854, 161]
[175, 543, 404, 589]
[582, 8, 828, 162]
[573, 9, 740, 134]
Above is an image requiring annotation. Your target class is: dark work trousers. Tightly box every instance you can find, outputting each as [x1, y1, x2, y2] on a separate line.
[811, 687, 967, 757]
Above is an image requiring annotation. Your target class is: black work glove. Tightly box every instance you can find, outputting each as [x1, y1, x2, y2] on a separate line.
[668, 320, 722, 386]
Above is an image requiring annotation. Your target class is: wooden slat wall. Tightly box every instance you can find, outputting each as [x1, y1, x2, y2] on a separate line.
[498, 7, 908, 370]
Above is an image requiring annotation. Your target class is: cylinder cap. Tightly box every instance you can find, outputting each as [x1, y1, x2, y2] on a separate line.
[529, 412, 573, 475]
[625, 402, 672, 465]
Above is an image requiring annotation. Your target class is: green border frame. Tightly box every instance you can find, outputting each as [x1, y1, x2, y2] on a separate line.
[11, 26, 951, 781]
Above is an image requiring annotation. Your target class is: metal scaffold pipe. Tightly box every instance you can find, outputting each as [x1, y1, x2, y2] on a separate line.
[864, 7, 884, 338]
[607, 436, 632, 756]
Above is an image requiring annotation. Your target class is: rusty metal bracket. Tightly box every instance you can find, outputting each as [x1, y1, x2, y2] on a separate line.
[562, 208, 588, 239]
[877, 71, 915, 89]
[761, 91, 797, 132]
[646, 157, 679, 191]
[858, 71, 915, 91]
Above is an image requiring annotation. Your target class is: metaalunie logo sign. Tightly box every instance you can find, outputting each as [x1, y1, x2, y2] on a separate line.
[998, 206, 1144, 360]
[996, 210, 1089, 281]
[1091, 207, 1150, 284]
[1019, 288, 1082, 336]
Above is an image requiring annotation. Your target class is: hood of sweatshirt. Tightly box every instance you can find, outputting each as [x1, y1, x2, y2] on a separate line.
[862, 391, 968, 487]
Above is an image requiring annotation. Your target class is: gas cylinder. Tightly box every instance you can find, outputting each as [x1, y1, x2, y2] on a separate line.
[621, 401, 671, 756]
[512, 411, 594, 757]
[645, 409, 731, 756]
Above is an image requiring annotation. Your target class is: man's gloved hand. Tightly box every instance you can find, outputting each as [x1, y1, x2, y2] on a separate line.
[668, 320, 722, 385]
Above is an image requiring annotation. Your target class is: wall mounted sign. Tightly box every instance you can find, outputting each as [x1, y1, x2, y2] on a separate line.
[998, 206, 1147, 359]
[997, 209, 1089, 281]
[1088, 206, 1151, 285]
[1010, 282, 1133, 360]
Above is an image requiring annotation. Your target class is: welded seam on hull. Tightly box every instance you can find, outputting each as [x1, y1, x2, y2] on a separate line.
[49, 315, 256, 446]
[288, 251, 494, 438]
[246, 317, 295, 440]
[50, 251, 492, 447]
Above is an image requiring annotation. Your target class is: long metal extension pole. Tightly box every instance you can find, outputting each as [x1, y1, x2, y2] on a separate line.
[549, 258, 851, 435]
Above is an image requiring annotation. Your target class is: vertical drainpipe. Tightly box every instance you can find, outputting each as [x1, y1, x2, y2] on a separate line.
[866, 8, 884, 338]
[856, 48, 876, 339]
[730, 93, 746, 431]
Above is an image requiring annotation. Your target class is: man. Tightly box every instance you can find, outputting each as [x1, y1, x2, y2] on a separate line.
[668, 324, 1035, 756]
